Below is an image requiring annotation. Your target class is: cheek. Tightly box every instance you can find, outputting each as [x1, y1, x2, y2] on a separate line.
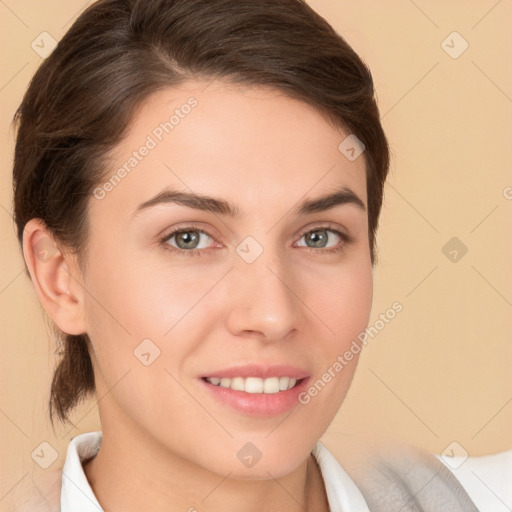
[298, 258, 372, 403]
[81, 248, 218, 385]
[79, 244, 162, 380]
[82, 248, 179, 339]
[307, 257, 373, 349]
[336, 267, 373, 341]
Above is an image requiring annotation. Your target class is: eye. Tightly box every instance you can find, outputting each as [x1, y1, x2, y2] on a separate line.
[295, 224, 352, 255]
[160, 227, 216, 257]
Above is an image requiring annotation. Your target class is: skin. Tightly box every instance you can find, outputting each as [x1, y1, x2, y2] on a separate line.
[23, 79, 373, 512]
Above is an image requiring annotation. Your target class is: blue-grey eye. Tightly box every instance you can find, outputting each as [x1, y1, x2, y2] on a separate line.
[298, 228, 341, 249]
[165, 229, 212, 250]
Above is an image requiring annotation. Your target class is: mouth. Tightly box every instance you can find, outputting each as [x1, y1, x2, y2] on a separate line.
[202, 375, 306, 394]
[198, 365, 311, 416]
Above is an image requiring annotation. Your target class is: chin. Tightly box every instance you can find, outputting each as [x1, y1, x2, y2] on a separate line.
[221, 458, 306, 481]
[205, 436, 315, 481]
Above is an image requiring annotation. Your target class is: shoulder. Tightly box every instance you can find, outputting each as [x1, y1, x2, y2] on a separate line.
[9, 431, 102, 512]
[320, 437, 481, 512]
[437, 447, 512, 512]
[6, 467, 61, 512]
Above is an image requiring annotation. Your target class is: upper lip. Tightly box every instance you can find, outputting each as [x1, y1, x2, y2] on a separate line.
[202, 364, 310, 380]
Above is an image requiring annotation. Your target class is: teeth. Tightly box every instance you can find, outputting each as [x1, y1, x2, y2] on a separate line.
[245, 377, 263, 393]
[231, 377, 244, 391]
[263, 377, 279, 394]
[205, 376, 300, 393]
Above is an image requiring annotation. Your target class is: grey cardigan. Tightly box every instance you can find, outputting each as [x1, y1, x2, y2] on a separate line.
[336, 440, 479, 511]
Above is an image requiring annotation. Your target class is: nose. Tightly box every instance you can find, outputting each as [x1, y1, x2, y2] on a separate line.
[224, 246, 302, 343]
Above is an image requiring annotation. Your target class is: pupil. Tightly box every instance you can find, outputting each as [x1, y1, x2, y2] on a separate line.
[307, 230, 327, 248]
[178, 231, 199, 249]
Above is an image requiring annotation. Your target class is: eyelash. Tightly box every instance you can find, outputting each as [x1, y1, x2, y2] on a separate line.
[159, 223, 354, 257]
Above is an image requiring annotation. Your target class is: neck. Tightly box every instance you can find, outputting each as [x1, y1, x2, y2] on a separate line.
[83, 422, 329, 512]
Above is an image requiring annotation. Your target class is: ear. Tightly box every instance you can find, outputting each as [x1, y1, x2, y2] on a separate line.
[22, 218, 86, 336]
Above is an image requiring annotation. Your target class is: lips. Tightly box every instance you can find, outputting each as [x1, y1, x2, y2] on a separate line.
[198, 364, 311, 416]
[201, 363, 310, 380]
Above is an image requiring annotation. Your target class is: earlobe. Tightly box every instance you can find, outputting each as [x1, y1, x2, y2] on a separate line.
[22, 218, 87, 336]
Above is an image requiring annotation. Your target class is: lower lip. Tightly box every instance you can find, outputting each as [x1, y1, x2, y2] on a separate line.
[199, 377, 310, 417]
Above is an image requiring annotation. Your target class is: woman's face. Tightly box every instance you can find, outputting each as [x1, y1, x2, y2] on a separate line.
[80, 79, 372, 479]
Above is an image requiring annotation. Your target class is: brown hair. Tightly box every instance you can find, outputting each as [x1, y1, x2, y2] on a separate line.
[12, 0, 390, 427]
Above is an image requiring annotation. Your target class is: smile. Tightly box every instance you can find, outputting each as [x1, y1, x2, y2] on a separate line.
[203, 376, 302, 393]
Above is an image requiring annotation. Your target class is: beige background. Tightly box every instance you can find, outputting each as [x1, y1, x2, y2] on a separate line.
[1, 0, 511, 506]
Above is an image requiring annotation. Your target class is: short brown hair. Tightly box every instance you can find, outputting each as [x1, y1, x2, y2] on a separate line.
[12, 0, 390, 427]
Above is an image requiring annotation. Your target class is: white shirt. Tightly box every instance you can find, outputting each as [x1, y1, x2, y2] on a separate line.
[60, 431, 511, 512]
[436, 451, 512, 512]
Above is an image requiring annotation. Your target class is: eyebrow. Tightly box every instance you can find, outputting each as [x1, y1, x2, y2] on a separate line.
[132, 186, 366, 218]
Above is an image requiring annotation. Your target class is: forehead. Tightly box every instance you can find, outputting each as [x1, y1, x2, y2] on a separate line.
[91, 80, 367, 223]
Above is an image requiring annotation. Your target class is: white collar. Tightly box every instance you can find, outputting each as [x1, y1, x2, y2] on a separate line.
[60, 431, 369, 511]
[60, 431, 103, 511]
[312, 440, 370, 511]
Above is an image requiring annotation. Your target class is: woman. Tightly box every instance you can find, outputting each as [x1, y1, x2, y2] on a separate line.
[12, 0, 485, 510]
